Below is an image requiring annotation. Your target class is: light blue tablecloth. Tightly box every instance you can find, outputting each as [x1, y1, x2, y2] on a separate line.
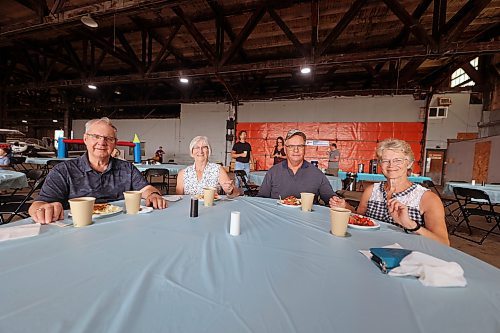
[134, 163, 187, 175]
[338, 171, 431, 183]
[24, 157, 74, 165]
[443, 182, 500, 204]
[249, 171, 343, 191]
[1, 197, 498, 333]
[0, 170, 28, 189]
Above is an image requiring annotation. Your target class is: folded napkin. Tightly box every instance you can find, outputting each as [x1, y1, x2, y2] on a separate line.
[0, 224, 41, 242]
[389, 252, 467, 287]
[360, 243, 467, 287]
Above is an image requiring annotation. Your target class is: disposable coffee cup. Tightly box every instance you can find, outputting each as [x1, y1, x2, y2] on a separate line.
[203, 187, 216, 207]
[124, 191, 142, 214]
[330, 207, 351, 237]
[300, 192, 315, 212]
[243, 151, 248, 157]
[69, 197, 96, 227]
[471, 180, 476, 185]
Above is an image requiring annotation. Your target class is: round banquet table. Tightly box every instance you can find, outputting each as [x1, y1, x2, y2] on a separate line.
[0, 196, 499, 333]
[134, 163, 187, 175]
[0, 170, 28, 190]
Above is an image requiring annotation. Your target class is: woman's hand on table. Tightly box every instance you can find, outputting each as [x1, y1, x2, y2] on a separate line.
[221, 180, 239, 197]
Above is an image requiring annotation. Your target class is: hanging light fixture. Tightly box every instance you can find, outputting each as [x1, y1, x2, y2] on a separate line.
[300, 65, 312, 74]
[81, 14, 98, 28]
[88, 84, 97, 90]
[179, 77, 189, 84]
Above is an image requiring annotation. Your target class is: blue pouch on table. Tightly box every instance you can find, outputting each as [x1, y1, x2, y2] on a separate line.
[370, 248, 412, 274]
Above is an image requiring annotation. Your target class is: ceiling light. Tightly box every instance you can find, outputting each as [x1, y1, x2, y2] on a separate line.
[88, 84, 97, 90]
[114, 89, 121, 95]
[300, 66, 312, 74]
[81, 14, 98, 28]
[179, 77, 189, 84]
[52, 120, 58, 123]
[21, 120, 28, 123]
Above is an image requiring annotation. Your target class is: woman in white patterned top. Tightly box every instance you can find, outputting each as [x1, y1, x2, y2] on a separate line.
[330, 139, 449, 246]
[176, 136, 238, 197]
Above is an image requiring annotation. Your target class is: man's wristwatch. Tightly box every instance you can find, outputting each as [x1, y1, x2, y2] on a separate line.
[404, 222, 421, 233]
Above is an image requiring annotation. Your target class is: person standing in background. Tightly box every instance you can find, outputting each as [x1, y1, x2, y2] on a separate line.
[231, 130, 253, 187]
[326, 143, 340, 176]
[271, 136, 286, 165]
[155, 146, 165, 163]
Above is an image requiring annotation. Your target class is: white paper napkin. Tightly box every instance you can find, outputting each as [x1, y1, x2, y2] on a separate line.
[360, 243, 467, 287]
[389, 252, 467, 287]
[0, 224, 41, 242]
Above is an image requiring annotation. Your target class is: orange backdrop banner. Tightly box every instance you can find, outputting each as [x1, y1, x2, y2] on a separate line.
[237, 122, 424, 173]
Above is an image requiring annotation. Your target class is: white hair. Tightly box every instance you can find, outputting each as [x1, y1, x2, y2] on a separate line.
[189, 136, 212, 157]
[85, 117, 117, 134]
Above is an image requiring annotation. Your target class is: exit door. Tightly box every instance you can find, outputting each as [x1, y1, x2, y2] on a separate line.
[425, 149, 446, 185]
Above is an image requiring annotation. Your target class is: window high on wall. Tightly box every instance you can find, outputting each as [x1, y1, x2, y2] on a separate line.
[450, 57, 478, 87]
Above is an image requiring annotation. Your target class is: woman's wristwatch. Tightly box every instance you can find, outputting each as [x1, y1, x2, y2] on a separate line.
[404, 222, 421, 233]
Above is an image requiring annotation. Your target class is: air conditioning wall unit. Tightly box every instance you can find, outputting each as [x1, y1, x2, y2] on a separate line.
[438, 97, 452, 106]
[428, 106, 448, 119]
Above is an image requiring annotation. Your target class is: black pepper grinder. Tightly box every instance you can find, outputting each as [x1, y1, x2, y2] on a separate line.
[190, 197, 199, 217]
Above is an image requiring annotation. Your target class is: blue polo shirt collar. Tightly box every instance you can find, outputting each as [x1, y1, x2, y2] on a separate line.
[78, 153, 114, 173]
[283, 160, 310, 170]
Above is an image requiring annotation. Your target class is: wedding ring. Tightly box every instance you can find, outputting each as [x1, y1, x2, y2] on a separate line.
[37, 208, 45, 211]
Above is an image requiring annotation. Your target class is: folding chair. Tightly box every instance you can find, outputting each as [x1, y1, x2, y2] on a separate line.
[451, 186, 500, 245]
[234, 170, 259, 196]
[9, 156, 27, 171]
[421, 180, 460, 227]
[0, 174, 46, 224]
[144, 168, 170, 194]
[336, 190, 361, 210]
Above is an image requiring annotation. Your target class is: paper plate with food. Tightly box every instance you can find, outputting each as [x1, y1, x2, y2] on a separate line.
[348, 214, 380, 230]
[277, 196, 301, 208]
[195, 193, 221, 202]
[69, 203, 123, 219]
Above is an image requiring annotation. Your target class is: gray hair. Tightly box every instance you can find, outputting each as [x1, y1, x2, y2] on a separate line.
[85, 117, 117, 134]
[189, 136, 212, 157]
[376, 138, 415, 163]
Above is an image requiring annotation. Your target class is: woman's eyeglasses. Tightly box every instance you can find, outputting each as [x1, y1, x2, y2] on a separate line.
[86, 133, 117, 143]
[192, 146, 209, 152]
[380, 158, 407, 166]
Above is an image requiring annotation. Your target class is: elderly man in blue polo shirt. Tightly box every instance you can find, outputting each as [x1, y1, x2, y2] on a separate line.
[29, 117, 167, 224]
[258, 129, 336, 204]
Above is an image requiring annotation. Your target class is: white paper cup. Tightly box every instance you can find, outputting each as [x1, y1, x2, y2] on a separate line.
[230, 211, 240, 236]
[300, 192, 315, 212]
[471, 180, 476, 185]
[69, 197, 96, 227]
[124, 191, 142, 214]
[203, 187, 216, 207]
[330, 207, 351, 237]
[243, 151, 248, 157]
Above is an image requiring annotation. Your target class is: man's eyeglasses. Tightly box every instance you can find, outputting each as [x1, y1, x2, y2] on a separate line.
[380, 158, 407, 166]
[285, 144, 306, 151]
[192, 146, 209, 152]
[86, 133, 117, 143]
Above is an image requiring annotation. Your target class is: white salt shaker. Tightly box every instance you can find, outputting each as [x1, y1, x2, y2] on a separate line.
[230, 211, 240, 236]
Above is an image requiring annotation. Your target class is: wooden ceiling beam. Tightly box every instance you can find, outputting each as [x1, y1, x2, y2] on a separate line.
[382, 0, 438, 51]
[206, 0, 248, 62]
[62, 40, 83, 73]
[442, 0, 492, 43]
[461, 62, 482, 85]
[317, 0, 367, 56]
[267, 7, 307, 58]
[432, 0, 447, 41]
[147, 25, 181, 74]
[6, 40, 499, 91]
[392, 0, 433, 47]
[130, 17, 189, 66]
[311, 0, 319, 58]
[172, 5, 217, 64]
[116, 29, 143, 73]
[219, 4, 266, 66]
